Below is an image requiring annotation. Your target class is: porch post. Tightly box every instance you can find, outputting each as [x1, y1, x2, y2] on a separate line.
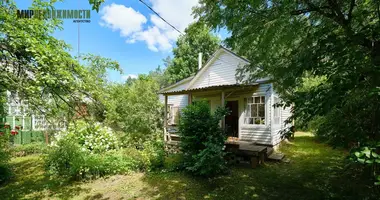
[221, 91, 225, 129]
[188, 93, 192, 104]
[164, 95, 168, 142]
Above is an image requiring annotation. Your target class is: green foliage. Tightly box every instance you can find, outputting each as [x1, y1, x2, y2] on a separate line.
[45, 139, 165, 180]
[87, 0, 105, 12]
[105, 75, 163, 144]
[165, 22, 220, 84]
[351, 145, 380, 185]
[179, 100, 228, 177]
[138, 139, 165, 170]
[196, 0, 380, 183]
[163, 153, 184, 171]
[46, 120, 164, 179]
[0, 127, 12, 184]
[11, 142, 48, 157]
[0, 1, 121, 122]
[53, 120, 119, 154]
[45, 139, 138, 180]
[80, 54, 121, 122]
[148, 65, 171, 89]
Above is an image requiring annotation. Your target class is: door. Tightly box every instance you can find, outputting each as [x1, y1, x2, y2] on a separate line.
[225, 101, 239, 137]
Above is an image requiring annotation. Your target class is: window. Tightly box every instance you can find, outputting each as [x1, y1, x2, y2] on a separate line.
[244, 96, 265, 125]
[273, 97, 280, 125]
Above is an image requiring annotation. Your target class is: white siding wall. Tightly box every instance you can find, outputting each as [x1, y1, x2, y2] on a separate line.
[281, 106, 292, 128]
[270, 89, 293, 146]
[159, 94, 188, 109]
[239, 83, 272, 145]
[190, 51, 248, 89]
[159, 78, 190, 109]
[167, 95, 188, 109]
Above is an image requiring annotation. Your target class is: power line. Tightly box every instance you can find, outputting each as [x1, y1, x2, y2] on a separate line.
[137, 0, 235, 67]
[138, 0, 183, 35]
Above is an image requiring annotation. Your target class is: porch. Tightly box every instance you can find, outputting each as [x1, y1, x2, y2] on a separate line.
[161, 84, 259, 142]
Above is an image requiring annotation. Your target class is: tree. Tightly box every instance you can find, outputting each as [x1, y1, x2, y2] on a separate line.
[80, 54, 121, 122]
[105, 75, 163, 144]
[148, 66, 170, 89]
[195, 0, 380, 145]
[0, 0, 119, 120]
[166, 22, 220, 84]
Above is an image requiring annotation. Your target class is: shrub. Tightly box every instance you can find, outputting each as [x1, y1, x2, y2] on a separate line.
[11, 142, 48, 157]
[105, 76, 163, 144]
[45, 124, 165, 180]
[163, 153, 184, 171]
[0, 126, 12, 184]
[45, 139, 164, 180]
[52, 120, 119, 154]
[138, 139, 165, 170]
[45, 139, 85, 178]
[179, 100, 229, 177]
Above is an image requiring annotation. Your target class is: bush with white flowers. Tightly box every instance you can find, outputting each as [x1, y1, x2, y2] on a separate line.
[53, 120, 119, 154]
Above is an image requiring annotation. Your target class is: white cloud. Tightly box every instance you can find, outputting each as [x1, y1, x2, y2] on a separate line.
[150, 0, 198, 31]
[100, 0, 199, 52]
[122, 74, 138, 80]
[100, 3, 147, 37]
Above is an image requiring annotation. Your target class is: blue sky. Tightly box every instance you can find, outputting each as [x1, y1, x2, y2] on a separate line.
[15, 0, 229, 82]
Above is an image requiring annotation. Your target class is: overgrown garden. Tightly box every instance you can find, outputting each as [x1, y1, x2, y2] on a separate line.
[1, 0, 380, 198]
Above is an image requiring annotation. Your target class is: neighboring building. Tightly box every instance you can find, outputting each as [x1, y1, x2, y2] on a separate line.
[0, 92, 66, 144]
[158, 46, 292, 147]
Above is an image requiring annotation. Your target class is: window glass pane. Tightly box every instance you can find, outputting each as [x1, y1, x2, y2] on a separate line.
[261, 118, 265, 124]
[251, 104, 257, 117]
[254, 118, 261, 124]
[254, 97, 260, 103]
[248, 97, 253, 103]
[261, 96, 265, 103]
[258, 104, 265, 117]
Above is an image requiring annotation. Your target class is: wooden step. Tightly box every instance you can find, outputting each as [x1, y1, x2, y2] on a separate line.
[266, 147, 274, 156]
[267, 153, 285, 161]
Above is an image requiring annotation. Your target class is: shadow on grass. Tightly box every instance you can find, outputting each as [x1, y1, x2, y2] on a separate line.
[139, 134, 379, 200]
[0, 156, 89, 200]
[0, 134, 378, 199]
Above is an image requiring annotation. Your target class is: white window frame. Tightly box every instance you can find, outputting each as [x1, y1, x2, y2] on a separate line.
[243, 95, 266, 126]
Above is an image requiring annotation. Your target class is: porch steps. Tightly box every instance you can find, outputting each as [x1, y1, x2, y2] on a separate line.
[266, 147, 285, 161]
[267, 152, 285, 161]
[266, 147, 274, 157]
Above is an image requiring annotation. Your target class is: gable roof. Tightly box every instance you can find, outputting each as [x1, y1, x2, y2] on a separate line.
[158, 46, 252, 94]
[158, 75, 194, 93]
[186, 46, 250, 89]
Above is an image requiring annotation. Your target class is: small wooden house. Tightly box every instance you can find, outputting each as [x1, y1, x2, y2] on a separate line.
[159, 47, 291, 147]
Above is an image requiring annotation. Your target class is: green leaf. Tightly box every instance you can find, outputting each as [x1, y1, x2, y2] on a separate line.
[354, 152, 363, 158]
[365, 160, 373, 164]
[357, 158, 366, 164]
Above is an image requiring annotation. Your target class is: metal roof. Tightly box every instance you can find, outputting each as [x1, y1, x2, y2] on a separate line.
[159, 83, 259, 95]
[157, 75, 194, 93]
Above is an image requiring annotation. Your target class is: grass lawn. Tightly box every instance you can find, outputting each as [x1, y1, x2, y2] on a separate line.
[0, 132, 378, 200]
